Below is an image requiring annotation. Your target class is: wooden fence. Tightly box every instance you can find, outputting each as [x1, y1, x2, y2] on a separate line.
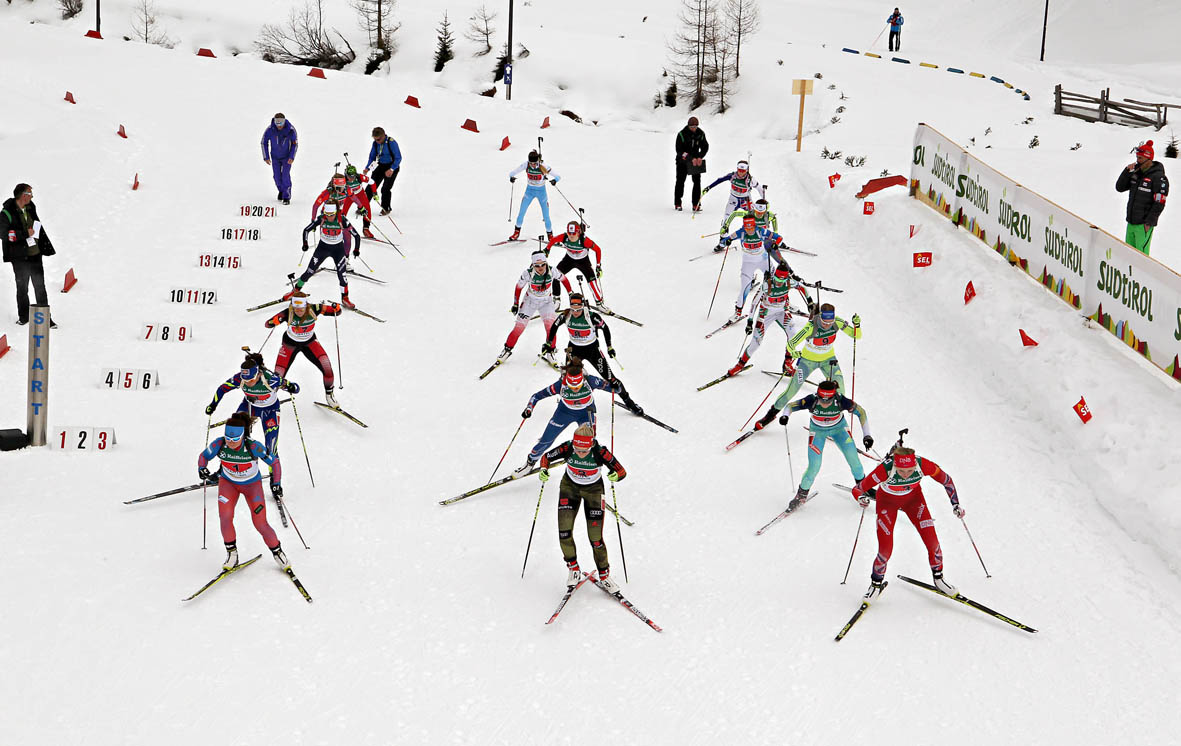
[1053, 85, 1179, 129]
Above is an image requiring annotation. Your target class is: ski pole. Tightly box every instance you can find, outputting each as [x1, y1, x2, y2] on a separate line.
[960, 516, 992, 578]
[706, 242, 733, 319]
[287, 395, 316, 488]
[521, 481, 546, 578]
[369, 221, 405, 258]
[258, 324, 277, 354]
[841, 504, 867, 584]
[384, 212, 403, 235]
[508, 180, 516, 223]
[279, 493, 310, 550]
[356, 254, 377, 274]
[611, 391, 628, 583]
[870, 23, 887, 49]
[488, 417, 527, 484]
[551, 183, 581, 220]
[741, 370, 785, 430]
[333, 309, 343, 391]
[784, 422, 797, 488]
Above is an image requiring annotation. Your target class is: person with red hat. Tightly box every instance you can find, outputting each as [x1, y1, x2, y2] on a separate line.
[852, 445, 965, 600]
[728, 261, 814, 376]
[715, 213, 793, 321]
[772, 379, 872, 512]
[1116, 140, 1169, 255]
[538, 423, 627, 591]
[544, 220, 608, 311]
[515, 358, 619, 475]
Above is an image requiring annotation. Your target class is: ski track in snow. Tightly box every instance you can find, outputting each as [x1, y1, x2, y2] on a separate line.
[1, 3, 1180, 744]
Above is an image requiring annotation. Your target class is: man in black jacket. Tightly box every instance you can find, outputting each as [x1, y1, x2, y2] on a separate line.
[1115, 140, 1168, 255]
[674, 117, 709, 212]
[1, 183, 57, 326]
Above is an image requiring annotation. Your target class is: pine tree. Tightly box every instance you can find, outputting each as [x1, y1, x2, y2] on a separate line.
[434, 11, 455, 72]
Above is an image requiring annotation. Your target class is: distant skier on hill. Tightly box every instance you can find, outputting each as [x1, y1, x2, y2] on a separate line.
[343, 165, 375, 239]
[703, 159, 765, 222]
[543, 221, 608, 311]
[852, 445, 964, 600]
[197, 412, 291, 571]
[265, 291, 343, 408]
[508, 150, 560, 242]
[538, 424, 627, 592]
[498, 251, 573, 364]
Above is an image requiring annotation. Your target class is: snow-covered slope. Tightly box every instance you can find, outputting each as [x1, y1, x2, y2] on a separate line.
[1, 3, 1178, 745]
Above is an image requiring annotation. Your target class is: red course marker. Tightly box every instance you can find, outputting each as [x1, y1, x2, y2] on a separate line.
[964, 281, 976, 304]
[913, 252, 932, 267]
[1073, 397, 1092, 424]
[863, 202, 875, 215]
[1019, 329, 1038, 347]
[828, 173, 841, 188]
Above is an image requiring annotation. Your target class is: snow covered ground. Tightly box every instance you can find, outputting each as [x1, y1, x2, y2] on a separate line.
[1, 1, 1179, 744]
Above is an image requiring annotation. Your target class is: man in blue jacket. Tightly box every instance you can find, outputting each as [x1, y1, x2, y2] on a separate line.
[364, 126, 402, 216]
[887, 8, 904, 52]
[261, 113, 298, 205]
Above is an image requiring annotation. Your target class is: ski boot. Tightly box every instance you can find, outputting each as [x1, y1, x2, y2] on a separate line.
[692, 204, 702, 213]
[222, 542, 239, 571]
[271, 544, 290, 570]
[728, 353, 750, 378]
[595, 300, 612, 314]
[598, 568, 621, 595]
[540, 349, 558, 367]
[513, 457, 536, 477]
[546, 231, 554, 241]
[325, 389, 339, 408]
[509, 226, 521, 241]
[380, 207, 391, 216]
[865, 577, 888, 600]
[498, 345, 513, 361]
[620, 390, 644, 417]
[730, 305, 743, 322]
[674, 203, 683, 212]
[565, 561, 584, 587]
[932, 571, 959, 598]
[341, 292, 356, 310]
[362, 228, 375, 240]
[787, 486, 810, 512]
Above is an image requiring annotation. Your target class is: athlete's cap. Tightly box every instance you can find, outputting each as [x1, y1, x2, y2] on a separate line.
[225, 424, 246, 440]
[894, 452, 917, 469]
[323, 202, 339, 213]
[564, 371, 585, 387]
[241, 366, 259, 379]
[774, 263, 792, 278]
[291, 296, 308, 308]
[737, 160, 749, 170]
[572, 431, 594, 449]
[820, 309, 836, 320]
[531, 251, 546, 264]
[817, 380, 839, 398]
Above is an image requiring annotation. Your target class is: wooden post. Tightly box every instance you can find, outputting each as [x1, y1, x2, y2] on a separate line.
[1054, 84, 1061, 115]
[792, 79, 814, 153]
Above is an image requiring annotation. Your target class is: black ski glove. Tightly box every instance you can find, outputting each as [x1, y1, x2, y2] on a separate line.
[205, 403, 216, 416]
[607, 347, 616, 358]
[521, 407, 533, 419]
[863, 435, 874, 449]
[778, 412, 790, 425]
[510, 176, 517, 183]
[198, 466, 212, 482]
[511, 303, 519, 314]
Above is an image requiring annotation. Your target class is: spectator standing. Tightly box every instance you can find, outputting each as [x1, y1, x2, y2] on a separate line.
[1, 183, 57, 327]
[365, 127, 402, 216]
[674, 117, 709, 212]
[887, 8, 904, 52]
[261, 112, 298, 205]
[1115, 140, 1169, 255]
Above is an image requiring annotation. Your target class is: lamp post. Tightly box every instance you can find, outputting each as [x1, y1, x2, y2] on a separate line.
[506, 0, 514, 101]
[1039, 0, 1048, 62]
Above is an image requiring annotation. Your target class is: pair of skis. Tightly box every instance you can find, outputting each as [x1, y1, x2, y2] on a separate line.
[182, 555, 312, 604]
[697, 364, 752, 391]
[246, 296, 385, 322]
[124, 479, 217, 505]
[545, 571, 662, 632]
[440, 466, 635, 526]
[835, 575, 1037, 641]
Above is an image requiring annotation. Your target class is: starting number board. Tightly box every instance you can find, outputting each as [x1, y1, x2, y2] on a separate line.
[101, 368, 160, 390]
[53, 426, 116, 451]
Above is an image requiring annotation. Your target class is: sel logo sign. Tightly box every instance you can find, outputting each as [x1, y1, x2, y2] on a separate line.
[913, 252, 932, 267]
[863, 202, 875, 215]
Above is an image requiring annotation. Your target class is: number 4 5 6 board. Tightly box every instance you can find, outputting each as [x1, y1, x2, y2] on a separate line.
[101, 369, 160, 390]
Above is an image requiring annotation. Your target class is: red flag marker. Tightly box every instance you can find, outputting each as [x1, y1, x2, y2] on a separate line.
[1019, 329, 1038, 347]
[964, 281, 976, 304]
[131, 173, 140, 191]
[62, 267, 78, 293]
[540, 116, 551, 129]
[499, 136, 511, 151]
[197, 48, 216, 58]
[828, 173, 841, 188]
[460, 119, 479, 133]
[307, 68, 326, 78]
[0, 334, 10, 360]
[863, 202, 875, 215]
[404, 95, 421, 108]
[117, 124, 128, 138]
[1073, 397, 1092, 424]
[913, 252, 932, 267]
[909, 224, 920, 238]
[64, 91, 76, 104]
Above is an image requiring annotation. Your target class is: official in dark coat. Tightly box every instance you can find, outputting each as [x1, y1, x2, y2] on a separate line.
[674, 117, 709, 212]
[1115, 140, 1169, 255]
[1, 183, 57, 326]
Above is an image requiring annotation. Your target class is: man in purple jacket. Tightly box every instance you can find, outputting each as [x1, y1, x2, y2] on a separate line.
[261, 113, 298, 205]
